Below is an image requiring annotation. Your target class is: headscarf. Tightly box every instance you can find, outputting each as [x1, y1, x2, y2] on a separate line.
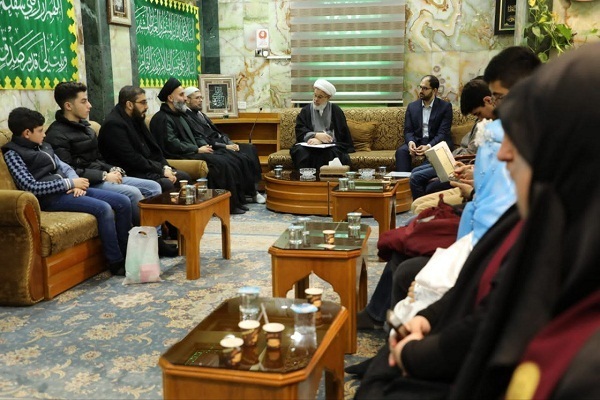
[452, 43, 600, 398]
[456, 119, 515, 244]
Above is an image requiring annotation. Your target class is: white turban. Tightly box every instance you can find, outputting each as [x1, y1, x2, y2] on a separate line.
[313, 79, 336, 97]
[183, 86, 200, 98]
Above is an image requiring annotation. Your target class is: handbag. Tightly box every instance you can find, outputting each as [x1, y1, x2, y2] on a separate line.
[123, 226, 162, 285]
[377, 194, 460, 261]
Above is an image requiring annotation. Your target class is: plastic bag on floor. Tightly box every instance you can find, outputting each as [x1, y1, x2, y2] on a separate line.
[123, 226, 162, 285]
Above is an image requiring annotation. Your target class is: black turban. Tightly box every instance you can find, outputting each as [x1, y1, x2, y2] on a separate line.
[157, 77, 181, 102]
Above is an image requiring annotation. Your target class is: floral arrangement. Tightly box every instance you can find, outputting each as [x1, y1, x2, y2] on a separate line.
[523, 0, 574, 62]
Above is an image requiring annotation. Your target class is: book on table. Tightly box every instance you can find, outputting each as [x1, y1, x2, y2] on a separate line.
[425, 141, 456, 183]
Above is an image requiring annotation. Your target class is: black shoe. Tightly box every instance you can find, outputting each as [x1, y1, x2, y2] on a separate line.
[109, 260, 126, 276]
[163, 222, 178, 240]
[356, 309, 384, 331]
[158, 237, 179, 257]
[345, 358, 373, 378]
[239, 204, 250, 211]
[231, 207, 246, 215]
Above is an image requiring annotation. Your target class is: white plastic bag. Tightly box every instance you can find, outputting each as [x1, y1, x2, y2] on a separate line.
[393, 232, 474, 323]
[123, 226, 162, 285]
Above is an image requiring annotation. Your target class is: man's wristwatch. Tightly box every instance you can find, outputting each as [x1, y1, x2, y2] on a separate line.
[102, 171, 108, 181]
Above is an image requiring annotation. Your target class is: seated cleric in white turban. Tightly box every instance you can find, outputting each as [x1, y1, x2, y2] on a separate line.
[290, 79, 355, 170]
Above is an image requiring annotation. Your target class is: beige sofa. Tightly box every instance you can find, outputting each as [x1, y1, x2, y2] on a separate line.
[268, 107, 474, 170]
[0, 122, 208, 306]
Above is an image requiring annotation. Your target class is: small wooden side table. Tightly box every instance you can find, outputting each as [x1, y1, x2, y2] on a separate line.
[159, 298, 348, 400]
[331, 180, 402, 236]
[269, 222, 370, 354]
[139, 190, 231, 280]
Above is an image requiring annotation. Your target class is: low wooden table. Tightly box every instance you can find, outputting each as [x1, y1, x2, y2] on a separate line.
[159, 297, 348, 400]
[138, 190, 231, 280]
[265, 171, 412, 216]
[331, 180, 403, 236]
[269, 222, 370, 354]
[264, 171, 332, 216]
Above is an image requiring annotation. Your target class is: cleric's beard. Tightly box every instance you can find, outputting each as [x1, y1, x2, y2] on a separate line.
[173, 100, 187, 113]
[313, 102, 327, 115]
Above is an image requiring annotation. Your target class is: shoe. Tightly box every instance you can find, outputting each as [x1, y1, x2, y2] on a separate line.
[163, 222, 178, 240]
[239, 204, 250, 211]
[231, 207, 246, 215]
[345, 358, 373, 378]
[356, 309, 384, 330]
[109, 260, 126, 276]
[252, 192, 266, 204]
[158, 237, 179, 257]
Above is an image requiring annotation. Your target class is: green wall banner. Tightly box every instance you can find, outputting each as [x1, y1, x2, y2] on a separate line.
[0, 0, 78, 90]
[135, 0, 201, 88]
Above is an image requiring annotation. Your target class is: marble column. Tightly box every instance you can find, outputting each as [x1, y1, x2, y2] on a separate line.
[201, 0, 221, 73]
[80, 0, 115, 123]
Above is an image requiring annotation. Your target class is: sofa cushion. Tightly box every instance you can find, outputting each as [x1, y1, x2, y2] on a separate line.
[0, 129, 17, 191]
[279, 109, 300, 150]
[451, 122, 474, 148]
[349, 150, 397, 171]
[267, 150, 295, 170]
[348, 120, 378, 152]
[40, 212, 99, 257]
[344, 108, 405, 151]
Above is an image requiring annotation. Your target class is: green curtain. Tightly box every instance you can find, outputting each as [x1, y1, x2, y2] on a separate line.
[0, 0, 78, 90]
[135, 0, 201, 88]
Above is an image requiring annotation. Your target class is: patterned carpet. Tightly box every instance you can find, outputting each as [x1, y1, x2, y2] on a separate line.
[0, 203, 413, 399]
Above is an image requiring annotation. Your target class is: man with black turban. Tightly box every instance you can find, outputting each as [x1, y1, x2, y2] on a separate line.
[150, 77, 249, 214]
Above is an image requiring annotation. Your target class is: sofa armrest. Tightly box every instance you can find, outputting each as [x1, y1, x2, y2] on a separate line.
[0, 190, 44, 306]
[168, 159, 209, 181]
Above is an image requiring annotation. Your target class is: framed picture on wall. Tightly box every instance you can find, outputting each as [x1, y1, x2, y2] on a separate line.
[200, 74, 239, 118]
[108, 0, 132, 26]
[494, 0, 516, 35]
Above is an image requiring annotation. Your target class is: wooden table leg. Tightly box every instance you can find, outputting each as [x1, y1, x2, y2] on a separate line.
[182, 217, 202, 280]
[323, 325, 345, 400]
[213, 197, 231, 260]
[358, 255, 368, 310]
[389, 197, 396, 230]
[294, 277, 310, 298]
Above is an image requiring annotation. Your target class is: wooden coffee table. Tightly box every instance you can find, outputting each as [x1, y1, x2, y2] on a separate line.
[138, 190, 231, 280]
[265, 171, 412, 216]
[264, 170, 332, 216]
[268, 222, 370, 354]
[159, 297, 348, 400]
[331, 180, 403, 236]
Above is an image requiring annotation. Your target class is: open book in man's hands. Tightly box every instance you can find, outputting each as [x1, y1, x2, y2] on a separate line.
[425, 141, 456, 183]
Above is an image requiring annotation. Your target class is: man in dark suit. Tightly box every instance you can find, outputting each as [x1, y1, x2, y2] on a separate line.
[395, 75, 453, 172]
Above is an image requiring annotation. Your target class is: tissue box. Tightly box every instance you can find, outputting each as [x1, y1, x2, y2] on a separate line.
[319, 165, 350, 180]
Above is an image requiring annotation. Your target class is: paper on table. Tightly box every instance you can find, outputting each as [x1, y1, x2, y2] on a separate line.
[298, 142, 336, 148]
[385, 171, 412, 178]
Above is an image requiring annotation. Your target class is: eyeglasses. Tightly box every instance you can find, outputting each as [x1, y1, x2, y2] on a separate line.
[313, 94, 328, 100]
[418, 86, 432, 91]
[134, 100, 148, 105]
[491, 93, 506, 103]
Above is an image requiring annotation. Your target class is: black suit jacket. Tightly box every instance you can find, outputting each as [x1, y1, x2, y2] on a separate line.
[404, 97, 453, 149]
